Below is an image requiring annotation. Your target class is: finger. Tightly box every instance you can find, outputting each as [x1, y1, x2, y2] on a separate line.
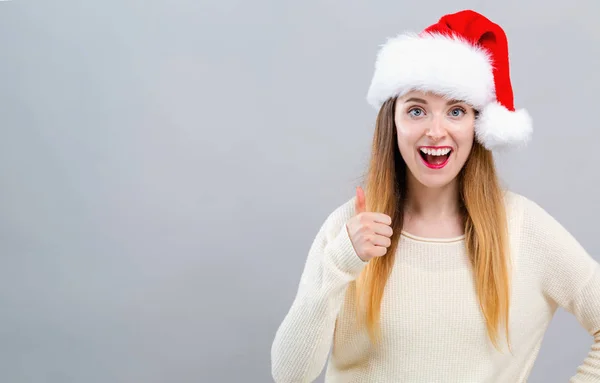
[369, 246, 388, 258]
[360, 212, 392, 226]
[371, 222, 393, 237]
[355, 186, 366, 214]
[368, 234, 392, 248]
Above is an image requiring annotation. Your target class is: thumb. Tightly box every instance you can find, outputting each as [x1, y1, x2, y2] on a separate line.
[355, 186, 366, 214]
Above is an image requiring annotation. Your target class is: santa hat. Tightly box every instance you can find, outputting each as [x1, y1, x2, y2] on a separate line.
[366, 10, 532, 150]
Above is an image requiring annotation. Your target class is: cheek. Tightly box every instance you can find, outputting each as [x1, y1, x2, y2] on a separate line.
[396, 139, 412, 161]
[395, 116, 409, 134]
[456, 130, 475, 146]
[448, 125, 475, 161]
[448, 121, 475, 144]
[395, 124, 420, 159]
[395, 119, 423, 141]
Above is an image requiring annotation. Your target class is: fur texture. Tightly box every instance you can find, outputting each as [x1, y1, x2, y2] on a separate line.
[366, 31, 533, 150]
[476, 102, 533, 151]
[366, 32, 496, 110]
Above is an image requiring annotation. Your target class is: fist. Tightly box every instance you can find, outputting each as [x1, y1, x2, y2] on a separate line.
[346, 186, 393, 262]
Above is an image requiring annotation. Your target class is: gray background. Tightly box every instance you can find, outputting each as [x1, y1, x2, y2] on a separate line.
[0, 0, 598, 382]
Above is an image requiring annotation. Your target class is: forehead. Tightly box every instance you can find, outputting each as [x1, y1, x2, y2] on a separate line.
[397, 90, 472, 108]
[399, 90, 451, 101]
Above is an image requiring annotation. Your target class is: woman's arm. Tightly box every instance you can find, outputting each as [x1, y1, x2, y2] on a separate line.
[270, 199, 367, 383]
[564, 267, 600, 382]
[520, 196, 600, 382]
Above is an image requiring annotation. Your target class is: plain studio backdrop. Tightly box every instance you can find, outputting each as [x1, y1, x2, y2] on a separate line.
[1, 0, 599, 382]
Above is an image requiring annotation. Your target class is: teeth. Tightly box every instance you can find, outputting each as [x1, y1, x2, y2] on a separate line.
[420, 147, 451, 156]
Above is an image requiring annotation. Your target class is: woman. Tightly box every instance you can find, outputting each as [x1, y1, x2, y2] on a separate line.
[271, 10, 600, 383]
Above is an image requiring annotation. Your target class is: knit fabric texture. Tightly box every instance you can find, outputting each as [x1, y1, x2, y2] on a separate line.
[271, 191, 600, 383]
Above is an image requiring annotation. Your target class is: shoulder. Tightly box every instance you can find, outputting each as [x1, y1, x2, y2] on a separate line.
[500, 189, 559, 232]
[502, 190, 598, 299]
[500, 189, 584, 264]
[501, 189, 566, 245]
[501, 189, 539, 214]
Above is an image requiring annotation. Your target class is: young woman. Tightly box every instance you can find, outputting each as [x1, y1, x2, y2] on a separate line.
[270, 9, 600, 383]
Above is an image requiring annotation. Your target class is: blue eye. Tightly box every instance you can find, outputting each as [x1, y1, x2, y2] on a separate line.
[450, 107, 466, 117]
[408, 107, 424, 117]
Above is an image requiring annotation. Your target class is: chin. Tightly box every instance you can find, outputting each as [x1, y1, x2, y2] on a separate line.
[412, 173, 459, 189]
[407, 157, 463, 189]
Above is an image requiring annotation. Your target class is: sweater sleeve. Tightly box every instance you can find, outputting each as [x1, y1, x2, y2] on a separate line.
[270, 200, 368, 383]
[521, 197, 600, 382]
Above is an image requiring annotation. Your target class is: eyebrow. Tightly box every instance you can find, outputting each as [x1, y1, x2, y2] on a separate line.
[404, 97, 464, 106]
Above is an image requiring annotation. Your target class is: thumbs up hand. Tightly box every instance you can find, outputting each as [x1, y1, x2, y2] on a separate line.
[345, 186, 394, 262]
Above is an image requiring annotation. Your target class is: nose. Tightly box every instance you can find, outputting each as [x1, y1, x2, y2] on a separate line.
[426, 115, 447, 141]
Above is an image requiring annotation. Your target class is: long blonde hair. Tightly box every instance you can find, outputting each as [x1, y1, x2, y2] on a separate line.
[354, 97, 511, 351]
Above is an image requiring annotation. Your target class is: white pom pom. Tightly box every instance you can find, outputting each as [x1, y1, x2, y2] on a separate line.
[475, 102, 533, 151]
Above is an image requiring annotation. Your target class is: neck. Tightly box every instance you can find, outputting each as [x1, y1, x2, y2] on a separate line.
[404, 173, 462, 220]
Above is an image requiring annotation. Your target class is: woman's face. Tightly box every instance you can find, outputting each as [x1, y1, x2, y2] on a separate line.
[394, 91, 476, 189]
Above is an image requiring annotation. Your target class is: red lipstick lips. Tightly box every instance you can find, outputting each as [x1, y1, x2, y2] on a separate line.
[418, 146, 452, 169]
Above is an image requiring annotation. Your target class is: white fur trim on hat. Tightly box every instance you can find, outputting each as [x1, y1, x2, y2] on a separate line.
[366, 32, 496, 110]
[476, 102, 533, 150]
[366, 31, 533, 150]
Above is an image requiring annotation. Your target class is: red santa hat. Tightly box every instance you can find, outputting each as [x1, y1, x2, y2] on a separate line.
[366, 10, 532, 150]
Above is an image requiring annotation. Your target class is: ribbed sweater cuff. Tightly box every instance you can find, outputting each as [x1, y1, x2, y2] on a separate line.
[327, 224, 368, 278]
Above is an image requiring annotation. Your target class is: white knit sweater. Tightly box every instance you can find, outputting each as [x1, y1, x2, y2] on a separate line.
[270, 191, 600, 383]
